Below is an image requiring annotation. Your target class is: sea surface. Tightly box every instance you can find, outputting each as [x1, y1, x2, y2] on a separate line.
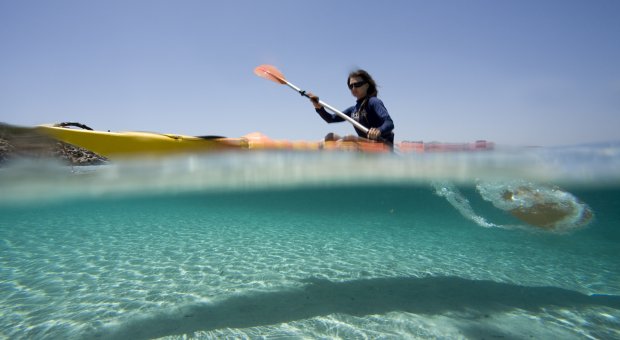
[1, 144, 619, 339]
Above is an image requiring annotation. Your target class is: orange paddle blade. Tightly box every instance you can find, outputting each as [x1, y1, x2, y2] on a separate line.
[254, 64, 287, 84]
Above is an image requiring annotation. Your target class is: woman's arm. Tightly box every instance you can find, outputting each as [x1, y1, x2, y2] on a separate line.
[316, 106, 353, 124]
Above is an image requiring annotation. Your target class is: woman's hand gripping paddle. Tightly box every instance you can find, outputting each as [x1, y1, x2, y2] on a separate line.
[254, 64, 370, 134]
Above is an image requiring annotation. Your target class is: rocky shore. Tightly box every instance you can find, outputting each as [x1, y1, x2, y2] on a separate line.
[0, 123, 107, 165]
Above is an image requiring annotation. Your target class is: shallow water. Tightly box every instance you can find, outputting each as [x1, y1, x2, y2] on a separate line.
[1, 146, 619, 339]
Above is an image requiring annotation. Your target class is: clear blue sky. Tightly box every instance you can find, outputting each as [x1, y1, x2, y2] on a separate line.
[1, 0, 619, 146]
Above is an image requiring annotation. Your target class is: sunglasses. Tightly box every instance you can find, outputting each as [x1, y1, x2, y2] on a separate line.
[348, 81, 367, 89]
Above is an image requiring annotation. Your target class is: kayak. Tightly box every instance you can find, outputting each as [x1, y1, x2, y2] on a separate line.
[36, 123, 494, 159]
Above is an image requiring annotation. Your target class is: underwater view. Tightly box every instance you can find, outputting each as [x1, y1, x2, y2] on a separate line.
[1, 145, 619, 339]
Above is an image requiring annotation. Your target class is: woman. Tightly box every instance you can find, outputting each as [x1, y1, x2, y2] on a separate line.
[308, 69, 394, 144]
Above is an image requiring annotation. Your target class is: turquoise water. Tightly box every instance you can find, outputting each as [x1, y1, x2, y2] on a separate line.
[1, 146, 619, 339]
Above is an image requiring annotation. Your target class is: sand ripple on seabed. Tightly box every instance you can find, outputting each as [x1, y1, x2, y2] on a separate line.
[182, 309, 617, 340]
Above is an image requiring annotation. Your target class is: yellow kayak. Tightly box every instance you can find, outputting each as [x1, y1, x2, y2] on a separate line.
[36, 123, 494, 160]
[35, 124, 397, 158]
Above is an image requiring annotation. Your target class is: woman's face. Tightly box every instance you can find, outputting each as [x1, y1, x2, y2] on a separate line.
[348, 76, 368, 100]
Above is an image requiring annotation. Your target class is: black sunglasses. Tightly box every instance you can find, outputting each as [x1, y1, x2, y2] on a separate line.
[348, 81, 367, 89]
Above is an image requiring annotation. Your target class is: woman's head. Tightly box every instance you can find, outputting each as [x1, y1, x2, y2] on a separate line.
[347, 69, 378, 99]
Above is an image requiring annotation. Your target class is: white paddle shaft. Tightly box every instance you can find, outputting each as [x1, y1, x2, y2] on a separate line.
[282, 80, 369, 134]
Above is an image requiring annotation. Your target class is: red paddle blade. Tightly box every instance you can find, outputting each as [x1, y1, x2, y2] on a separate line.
[254, 64, 287, 84]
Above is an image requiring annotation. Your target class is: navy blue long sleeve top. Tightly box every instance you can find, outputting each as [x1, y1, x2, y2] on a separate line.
[315, 97, 394, 143]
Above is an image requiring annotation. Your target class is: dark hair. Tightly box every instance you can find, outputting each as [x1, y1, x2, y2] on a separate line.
[348, 69, 378, 97]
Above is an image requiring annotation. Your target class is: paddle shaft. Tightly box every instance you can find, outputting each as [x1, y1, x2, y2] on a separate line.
[272, 74, 370, 134]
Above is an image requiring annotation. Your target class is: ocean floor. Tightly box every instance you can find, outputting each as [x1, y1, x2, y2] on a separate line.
[1, 149, 619, 339]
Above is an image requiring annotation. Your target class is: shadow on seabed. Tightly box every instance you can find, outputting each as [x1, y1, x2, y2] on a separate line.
[90, 275, 620, 339]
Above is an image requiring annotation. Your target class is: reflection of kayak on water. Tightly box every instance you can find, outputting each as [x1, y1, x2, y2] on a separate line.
[32, 123, 593, 233]
[434, 180, 594, 233]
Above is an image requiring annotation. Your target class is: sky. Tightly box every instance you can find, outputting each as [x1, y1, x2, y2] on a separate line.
[1, 0, 619, 146]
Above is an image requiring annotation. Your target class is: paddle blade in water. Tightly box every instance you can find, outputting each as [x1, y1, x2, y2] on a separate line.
[254, 64, 287, 84]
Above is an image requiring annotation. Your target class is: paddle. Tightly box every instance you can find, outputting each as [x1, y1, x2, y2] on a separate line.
[254, 64, 370, 134]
